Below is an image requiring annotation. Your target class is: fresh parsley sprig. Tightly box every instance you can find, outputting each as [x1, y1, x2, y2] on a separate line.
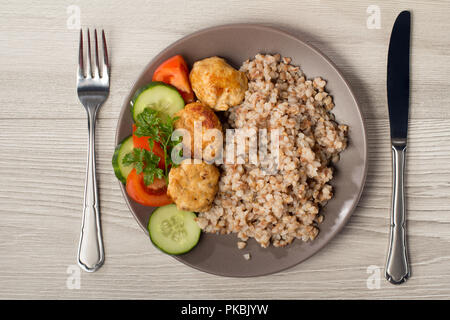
[122, 148, 164, 186]
[123, 107, 180, 186]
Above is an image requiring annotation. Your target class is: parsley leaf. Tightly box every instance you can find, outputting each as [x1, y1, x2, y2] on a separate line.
[122, 107, 181, 186]
[134, 108, 160, 139]
[122, 147, 163, 185]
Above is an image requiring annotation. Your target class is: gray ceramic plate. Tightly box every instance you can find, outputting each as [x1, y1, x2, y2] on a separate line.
[115, 24, 368, 277]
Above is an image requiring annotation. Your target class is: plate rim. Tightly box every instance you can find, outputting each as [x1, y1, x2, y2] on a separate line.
[114, 23, 368, 277]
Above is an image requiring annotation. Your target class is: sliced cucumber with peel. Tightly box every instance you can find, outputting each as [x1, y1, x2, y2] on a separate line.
[112, 135, 134, 184]
[148, 204, 201, 255]
[131, 82, 185, 122]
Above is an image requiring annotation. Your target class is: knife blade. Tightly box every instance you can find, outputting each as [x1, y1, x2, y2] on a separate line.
[387, 10, 411, 143]
[385, 10, 411, 285]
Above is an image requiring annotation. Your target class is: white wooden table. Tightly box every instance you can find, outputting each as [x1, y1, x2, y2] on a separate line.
[1, 0, 449, 299]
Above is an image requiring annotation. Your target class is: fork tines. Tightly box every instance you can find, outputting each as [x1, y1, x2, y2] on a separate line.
[78, 29, 109, 79]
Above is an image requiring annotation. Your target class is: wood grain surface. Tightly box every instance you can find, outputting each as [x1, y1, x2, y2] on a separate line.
[1, 0, 449, 299]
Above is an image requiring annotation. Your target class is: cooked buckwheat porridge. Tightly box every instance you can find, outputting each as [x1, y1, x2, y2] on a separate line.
[196, 54, 348, 249]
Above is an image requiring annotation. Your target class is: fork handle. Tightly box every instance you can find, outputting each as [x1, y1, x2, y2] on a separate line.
[77, 108, 104, 272]
[385, 142, 410, 284]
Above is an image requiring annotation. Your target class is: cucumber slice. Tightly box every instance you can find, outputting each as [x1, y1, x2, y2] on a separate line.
[131, 82, 185, 122]
[148, 204, 201, 255]
[112, 135, 134, 184]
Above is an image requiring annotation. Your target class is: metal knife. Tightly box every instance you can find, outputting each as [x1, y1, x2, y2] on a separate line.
[385, 10, 411, 284]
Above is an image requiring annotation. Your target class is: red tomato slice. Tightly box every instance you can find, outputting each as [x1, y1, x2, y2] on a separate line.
[132, 124, 165, 169]
[152, 55, 194, 103]
[179, 89, 195, 104]
[126, 168, 173, 207]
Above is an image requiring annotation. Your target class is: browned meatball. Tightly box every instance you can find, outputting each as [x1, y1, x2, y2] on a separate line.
[189, 57, 248, 111]
[174, 101, 222, 161]
[167, 160, 220, 212]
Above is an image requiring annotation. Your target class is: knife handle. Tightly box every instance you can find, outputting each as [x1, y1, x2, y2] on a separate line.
[385, 142, 410, 284]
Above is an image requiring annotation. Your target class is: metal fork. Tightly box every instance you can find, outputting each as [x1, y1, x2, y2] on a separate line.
[77, 29, 109, 272]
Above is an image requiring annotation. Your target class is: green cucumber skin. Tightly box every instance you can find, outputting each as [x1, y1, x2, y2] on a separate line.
[149, 221, 201, 256]
[131, 81, 185, 122]
[148, 204, 201, 255]
[112, 135, 134, 184]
